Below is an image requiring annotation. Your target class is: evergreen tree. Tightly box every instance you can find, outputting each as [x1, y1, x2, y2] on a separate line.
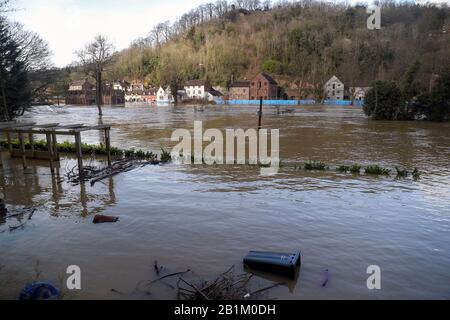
[363, 81, 406, 120]
[0, 18, 30, 121]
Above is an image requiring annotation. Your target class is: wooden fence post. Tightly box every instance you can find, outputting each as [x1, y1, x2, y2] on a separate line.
[46, 133, 54, 173]
[29, 133, 35, 158]
[105, 128, 111, 167]
[18, 132, 27, 169]
[6, 131, 13, 154]
[75, 132, 83, 177]
[52, 132, 58, 160]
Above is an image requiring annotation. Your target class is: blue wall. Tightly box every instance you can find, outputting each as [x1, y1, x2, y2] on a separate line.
[215, 99, 364, 106]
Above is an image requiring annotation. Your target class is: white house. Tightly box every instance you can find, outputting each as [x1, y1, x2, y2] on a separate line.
[350, 87, 371, 101]
[184, 80, 212, 100]
[324, 76, 345, 100]
[128, 83, 145, 92]
[156, 86, 174, 104]
[113, 80, 130, 91]
[125, 91, 144, 102]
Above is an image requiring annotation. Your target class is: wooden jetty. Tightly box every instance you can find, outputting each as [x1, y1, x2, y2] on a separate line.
[0, 121, 112, 176]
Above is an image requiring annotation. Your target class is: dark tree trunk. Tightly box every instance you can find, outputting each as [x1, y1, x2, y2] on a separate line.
[0, 79, 9, 121]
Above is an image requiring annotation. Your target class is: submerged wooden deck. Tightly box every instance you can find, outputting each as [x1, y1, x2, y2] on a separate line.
[0, 121, 112, 176]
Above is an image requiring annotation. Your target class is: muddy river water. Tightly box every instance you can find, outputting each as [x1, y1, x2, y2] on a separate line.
[0, 104, 449, 299]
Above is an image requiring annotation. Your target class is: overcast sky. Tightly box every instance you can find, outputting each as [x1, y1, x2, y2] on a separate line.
[10, 0, 209, 67]
[8, 0, 449, 67]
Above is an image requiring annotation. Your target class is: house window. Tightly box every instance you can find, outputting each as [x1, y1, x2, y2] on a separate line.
[332, 84, 336, 89]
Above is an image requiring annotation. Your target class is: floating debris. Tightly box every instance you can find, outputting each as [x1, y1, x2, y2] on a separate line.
[19, 282, 60, 300]
[177, 266, 253, 300]
[243, 251, 301, 280]
[66, 158, 160, 185]
[93, 214, 119, 224]
[321, 269, 330, 287]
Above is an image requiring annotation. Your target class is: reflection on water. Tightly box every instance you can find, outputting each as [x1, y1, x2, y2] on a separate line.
[0, 104, 449, 300]
[0, 156, 116, 223]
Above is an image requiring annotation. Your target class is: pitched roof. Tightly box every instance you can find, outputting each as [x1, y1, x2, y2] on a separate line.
[252, 72, 278, 85]
[230, 80, 250, 88]
[70, 80, 92, 86]
[185, 79, 210, 87]
[208, 88, 223, 97]
[261, 73, 278, 85]
[325, 75, 344, 85]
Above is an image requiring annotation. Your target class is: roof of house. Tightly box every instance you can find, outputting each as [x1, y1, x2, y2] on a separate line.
[126, 90, 144, 95]
[185, 79, 210, 87]
[230, 80, 250, 88]
[70, 80, 92, 86]
[252, 72, 278, 85]
[208, 88, 223, 97]
[325, 75, 344, 85]
[114, 80, 130, 86]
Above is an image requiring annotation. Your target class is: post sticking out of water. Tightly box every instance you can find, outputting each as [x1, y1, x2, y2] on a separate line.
[6, 132, 12, 153]
[29, 133, 35, 158]
[75, 132, 83, 177]
[105, 128, 111, 167]
[258, 97, 263, 131]
[46, 133, 54, 173]
[18, 133, 27, 169]
[52, 132, 58, 160]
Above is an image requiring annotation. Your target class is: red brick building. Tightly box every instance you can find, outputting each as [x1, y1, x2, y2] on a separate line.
[249, 73, 279, 100]
[66, 80, 125, 106]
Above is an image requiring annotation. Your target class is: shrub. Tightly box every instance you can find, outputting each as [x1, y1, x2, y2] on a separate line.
[395, 167, 408, 178]
[349, 164, 361, 174]
[0, 139, 167, 162]
[365, 165, 391, 175]
[304, 161, 327, 171]
[160, 148, 172, 163]
[412, 168, 421, 180]
[337, 165, 350, 173]
[363, 81, 407, 120]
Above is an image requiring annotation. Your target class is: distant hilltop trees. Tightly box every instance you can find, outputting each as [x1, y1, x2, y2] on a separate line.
[103, 0, 449, 99]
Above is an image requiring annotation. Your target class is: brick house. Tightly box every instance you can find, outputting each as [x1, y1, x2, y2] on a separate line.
[229, 80, 250, 100]
[66, 80, 96, 105]
[66, 80, 124, 106]
[249, 73, 279, 100]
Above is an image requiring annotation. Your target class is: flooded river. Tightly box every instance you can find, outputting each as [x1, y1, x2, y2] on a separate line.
[0, 104, 449, 299]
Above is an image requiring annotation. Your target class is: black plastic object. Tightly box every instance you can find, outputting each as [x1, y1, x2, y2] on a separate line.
[243, 251, 301, 279]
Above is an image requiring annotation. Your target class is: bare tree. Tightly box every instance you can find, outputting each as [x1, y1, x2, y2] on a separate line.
[0, 0, 12, 14]
[8, 22, 52, 71]
[76, 35, 115, 116]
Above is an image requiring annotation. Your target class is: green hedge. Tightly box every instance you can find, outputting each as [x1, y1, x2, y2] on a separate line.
[0, 139, 169, 161]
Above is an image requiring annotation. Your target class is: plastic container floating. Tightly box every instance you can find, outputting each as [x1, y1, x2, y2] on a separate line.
[19, 282, 60, 300]
[243, 251, 301, 279]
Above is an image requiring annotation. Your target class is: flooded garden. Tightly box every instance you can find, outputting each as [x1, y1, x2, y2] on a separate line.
[0, 104, 449, 299]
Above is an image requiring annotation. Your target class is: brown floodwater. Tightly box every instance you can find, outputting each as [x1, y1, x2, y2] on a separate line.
[0, 104, 449, 299]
